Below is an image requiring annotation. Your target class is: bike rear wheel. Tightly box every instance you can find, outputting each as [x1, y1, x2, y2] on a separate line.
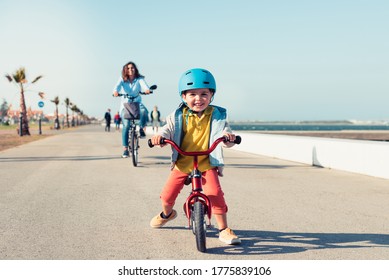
[130, 128, 138, 167]
[193, 201, 206, 252]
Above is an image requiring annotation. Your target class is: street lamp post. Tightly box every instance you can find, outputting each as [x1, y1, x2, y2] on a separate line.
[38, 114, 42, 135]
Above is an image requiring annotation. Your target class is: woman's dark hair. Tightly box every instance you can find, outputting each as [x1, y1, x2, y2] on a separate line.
[121, 61, 144, 82]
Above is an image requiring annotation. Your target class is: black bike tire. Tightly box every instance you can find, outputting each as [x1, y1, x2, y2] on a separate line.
[130, 128, 137, 167]
[193, 201, 206, 252]
[134, 133, 139, 166]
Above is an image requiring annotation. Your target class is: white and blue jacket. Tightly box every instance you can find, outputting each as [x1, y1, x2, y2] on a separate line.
[113, 77, 149, 116]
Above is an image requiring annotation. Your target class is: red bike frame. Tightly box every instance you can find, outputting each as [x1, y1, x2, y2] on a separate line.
[149, 136, 235, 227]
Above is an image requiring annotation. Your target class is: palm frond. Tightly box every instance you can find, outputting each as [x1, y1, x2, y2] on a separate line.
[50, 96, 60, 105]
[5, 74, 13, 82]
[31, 75, 43, 83]
[12, 67, 26, 83]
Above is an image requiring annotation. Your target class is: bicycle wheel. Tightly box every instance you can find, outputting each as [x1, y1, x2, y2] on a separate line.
[130, 128, 138, 167]
[193, 201, 206, 252]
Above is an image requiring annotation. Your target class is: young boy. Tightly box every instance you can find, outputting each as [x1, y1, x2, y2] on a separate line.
[149, 68, 241, 245]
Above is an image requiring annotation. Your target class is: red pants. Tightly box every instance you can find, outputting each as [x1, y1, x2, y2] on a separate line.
[160, 168, 228, 215]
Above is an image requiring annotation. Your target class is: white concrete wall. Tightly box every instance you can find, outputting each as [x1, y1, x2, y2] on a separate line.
[232, 132, 389, 180]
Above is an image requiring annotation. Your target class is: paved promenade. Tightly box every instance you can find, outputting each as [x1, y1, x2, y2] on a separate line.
[0, 125, 388, 260]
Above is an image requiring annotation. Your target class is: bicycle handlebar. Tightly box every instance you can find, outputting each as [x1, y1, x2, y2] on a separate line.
[112, 84, 157, 97]
[148, 136, 241, 156]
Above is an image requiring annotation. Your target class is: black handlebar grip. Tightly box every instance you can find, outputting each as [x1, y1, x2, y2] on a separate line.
[223, 135, 242, 144]
[148, 138, 166, 148]
[234, 136, 242, 144]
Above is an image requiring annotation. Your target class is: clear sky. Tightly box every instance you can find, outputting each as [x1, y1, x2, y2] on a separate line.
[1, 0, 388, 121]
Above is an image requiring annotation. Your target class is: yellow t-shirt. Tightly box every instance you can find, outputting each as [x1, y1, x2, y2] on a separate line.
[175, 106, 214, 174]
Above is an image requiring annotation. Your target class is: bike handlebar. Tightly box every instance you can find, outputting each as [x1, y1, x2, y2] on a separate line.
[148, 136, 241, 156]
[112, 84, 157, 97]
[114, 92, 152, 98]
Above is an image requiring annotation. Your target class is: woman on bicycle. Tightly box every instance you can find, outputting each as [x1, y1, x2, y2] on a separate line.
[149, 68, 241, 245]
[113, 61, 152, 158]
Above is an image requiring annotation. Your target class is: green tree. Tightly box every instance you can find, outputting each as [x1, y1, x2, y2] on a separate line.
[0, 98, 9, 120]
[5, 67, 43, 135]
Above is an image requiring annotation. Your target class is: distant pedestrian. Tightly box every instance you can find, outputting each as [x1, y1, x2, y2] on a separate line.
[114, 111, 121, 131]
[104, 108, 112, 132]
[150, 105, 161, 133]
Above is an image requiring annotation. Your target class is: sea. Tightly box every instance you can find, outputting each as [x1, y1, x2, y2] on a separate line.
[229, 122, 389, 131]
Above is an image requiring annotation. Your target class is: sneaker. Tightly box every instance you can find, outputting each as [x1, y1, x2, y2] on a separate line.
[139, 128, 146, 138]
[122, 149, 129, 158]
[150, 210, 177, 228]
[219, 228, 241, 245]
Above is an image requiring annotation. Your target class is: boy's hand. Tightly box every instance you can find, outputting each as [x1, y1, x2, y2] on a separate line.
[223, 133, 236, 142]
[151, 135, 166, 147]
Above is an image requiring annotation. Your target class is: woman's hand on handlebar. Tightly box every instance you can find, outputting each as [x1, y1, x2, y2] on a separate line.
[142, 85, 157, 95]
[113, 91, 119, 97]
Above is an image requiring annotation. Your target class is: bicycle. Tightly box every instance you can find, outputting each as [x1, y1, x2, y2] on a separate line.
[148, 135, 241, 252]
[115, 85, 157, 166]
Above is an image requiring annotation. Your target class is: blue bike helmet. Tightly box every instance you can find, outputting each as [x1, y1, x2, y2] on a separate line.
[178, 68, 216, 95]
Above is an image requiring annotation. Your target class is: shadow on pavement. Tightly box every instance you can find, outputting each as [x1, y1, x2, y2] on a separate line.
[143, 156, 170, 161]
[226, 164, 305, 169]
[147, 227, 389, 256]
[206, 230, 389, 256]
[140, 157, 306, 170]
[0, 155, 120, 162]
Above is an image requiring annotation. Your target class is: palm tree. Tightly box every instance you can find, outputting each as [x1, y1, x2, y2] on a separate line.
[5, 67, 43, 136]
[51, 96, 60, 129]
[78, 110, 85, 125]
[71, 104, 78, 127]
[75, 107, 81, 126]
[64, 97, 71, 128]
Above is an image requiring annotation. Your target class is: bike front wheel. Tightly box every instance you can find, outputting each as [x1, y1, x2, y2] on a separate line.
[193, 201, 206, 252]
[130, 129, 139, 167]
